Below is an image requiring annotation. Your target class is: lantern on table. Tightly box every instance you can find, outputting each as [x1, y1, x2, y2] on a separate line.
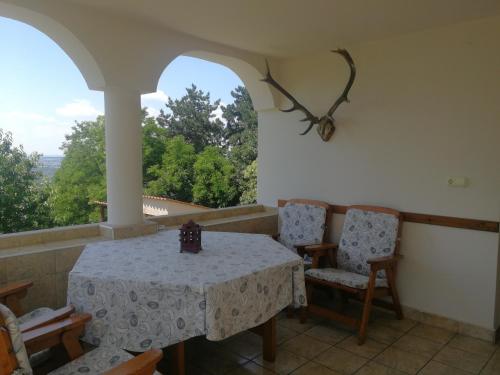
[179, 220, 202, 253]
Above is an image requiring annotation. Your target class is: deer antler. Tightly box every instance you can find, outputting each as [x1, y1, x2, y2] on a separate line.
[327, 49, 356, 118]
[261, 60, 319, 135]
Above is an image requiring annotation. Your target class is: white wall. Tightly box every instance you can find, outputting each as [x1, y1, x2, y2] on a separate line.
[258, 16, 500, 330]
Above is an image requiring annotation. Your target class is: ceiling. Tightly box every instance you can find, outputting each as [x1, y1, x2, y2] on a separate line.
[71, 0, 500, 57]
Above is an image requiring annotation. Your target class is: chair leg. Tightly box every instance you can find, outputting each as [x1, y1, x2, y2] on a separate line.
[387, 268, 403, 320]
[358, 274, 376, 345]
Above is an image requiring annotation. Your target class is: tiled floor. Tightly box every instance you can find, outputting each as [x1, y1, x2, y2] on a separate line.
[35, 306, 500, 375]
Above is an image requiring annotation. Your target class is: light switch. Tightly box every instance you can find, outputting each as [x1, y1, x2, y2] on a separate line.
[447, 176, 468, 187]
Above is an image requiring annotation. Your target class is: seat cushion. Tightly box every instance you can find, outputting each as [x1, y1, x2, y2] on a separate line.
[279, 202, 327, 251]
[337, 208, 399, 278]
[0, 304, 33, 374]
[48, 345, 161, 375]
[305, 268, 388, 289]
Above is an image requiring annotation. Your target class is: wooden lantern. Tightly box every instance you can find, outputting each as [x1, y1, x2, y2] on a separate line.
[179, 220, 202, 253]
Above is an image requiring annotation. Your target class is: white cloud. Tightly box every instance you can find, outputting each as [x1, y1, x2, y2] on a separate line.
[56, 99, 102, 118]
[212, 102, 226, 124]
[142, 90, 169, 103]
[145, 107, 161, 118]
[0, 111, 72, 155]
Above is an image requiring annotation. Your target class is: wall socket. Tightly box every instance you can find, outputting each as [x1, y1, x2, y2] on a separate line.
[447, 176, 468, 187]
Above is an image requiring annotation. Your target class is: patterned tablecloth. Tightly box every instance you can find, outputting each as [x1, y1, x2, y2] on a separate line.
[67, 230, 306, 352]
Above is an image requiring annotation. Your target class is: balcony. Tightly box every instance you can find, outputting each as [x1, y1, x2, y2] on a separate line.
[0, 1, 499, 374]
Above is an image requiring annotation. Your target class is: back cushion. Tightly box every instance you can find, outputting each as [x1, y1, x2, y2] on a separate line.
[279, 202, 327, 252]
[337, 208, 399, 278]
[0, 304, 32, 374]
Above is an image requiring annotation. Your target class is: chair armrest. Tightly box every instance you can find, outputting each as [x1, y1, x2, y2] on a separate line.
[23, 313, 91, 358]
[296, 243, 338, 253]
[103, 349, 163, 375]
[296, 243, 338, 269]
[368, 255, 400, 271]
[19, 305, 75, 333]
[0, 280, 34, 316]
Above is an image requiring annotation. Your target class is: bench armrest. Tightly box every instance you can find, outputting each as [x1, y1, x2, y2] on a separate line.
[0, 280, 34, 316]
[23, 313, 91, 360]
[103, 349, 163, 375]
[20, 305, 75, 333]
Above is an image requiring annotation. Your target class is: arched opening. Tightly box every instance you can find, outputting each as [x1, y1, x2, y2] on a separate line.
[140, 53, 272, 209]
[0, 15, 105, 233]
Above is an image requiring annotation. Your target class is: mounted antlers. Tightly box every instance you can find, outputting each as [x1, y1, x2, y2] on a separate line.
[261, 49, 356, 142]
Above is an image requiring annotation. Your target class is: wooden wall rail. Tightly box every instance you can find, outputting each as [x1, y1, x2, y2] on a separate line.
[277, 200, 499, 233]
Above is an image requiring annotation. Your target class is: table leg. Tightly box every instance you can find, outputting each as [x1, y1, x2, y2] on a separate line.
[165, 341, 185, 375]
[262, 317, 277, 362]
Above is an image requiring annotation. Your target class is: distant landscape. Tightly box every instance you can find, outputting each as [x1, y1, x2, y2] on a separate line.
[38, 155, 63, 178]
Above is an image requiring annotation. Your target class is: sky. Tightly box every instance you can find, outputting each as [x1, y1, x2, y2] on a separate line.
[0, 17, 243, 156]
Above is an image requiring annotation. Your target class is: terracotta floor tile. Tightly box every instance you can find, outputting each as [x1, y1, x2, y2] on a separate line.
[355, 362, 408, 375]
[392, 334, 442, 358]
[220, 332, 263, 360]
[227, 361, 276, 375]
[366, 323, 404, 345]
[481, 350, 500, 375]
[448, 335, 496, 356]
[408, 324, 454, 345]
[254, 348, 308, 375]
[304, 325, 351, 345]
[419, 360, 473, 375]
[434, 346, 490, 374]
[374, 347, 428, 374]
[291, 361, 343, 375]
[336, 335, 387, 359]
[277, 325, 299, 344]
[314, 347, 368, 375]
[278, 317, 317, 334]
[281, 333, 331, 359]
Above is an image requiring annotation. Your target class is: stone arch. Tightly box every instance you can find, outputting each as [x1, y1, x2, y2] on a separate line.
[0, 2, 105, 90]
[152, 50, 276, 112]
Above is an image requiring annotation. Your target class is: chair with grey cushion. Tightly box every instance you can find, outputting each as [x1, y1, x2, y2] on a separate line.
[0, 303, 163, 375]
[303, 205, 403, 345]
[275, 199, 336, 267]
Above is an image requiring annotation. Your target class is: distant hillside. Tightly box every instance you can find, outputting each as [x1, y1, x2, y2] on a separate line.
[38, 156, 63, 179]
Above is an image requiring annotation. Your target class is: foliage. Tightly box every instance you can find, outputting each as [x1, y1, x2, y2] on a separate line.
[50, 117, 106, 225]
[192, 146, 237, 208]
[142, 113, 168, 184]
[239, 160, 257, 205]
[157, 84, 225, 153]
[146, 136, 196, 202]
[223, 86, 258, 171]
[0, 130, 52, 233]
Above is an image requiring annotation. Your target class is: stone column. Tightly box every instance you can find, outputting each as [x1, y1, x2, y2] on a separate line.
[104, 87, 143, 226]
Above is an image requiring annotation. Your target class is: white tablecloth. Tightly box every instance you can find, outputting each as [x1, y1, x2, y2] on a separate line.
[67, 231, 306, 352]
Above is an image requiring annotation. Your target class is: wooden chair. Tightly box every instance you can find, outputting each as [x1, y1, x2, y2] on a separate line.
[0, 303, 163, 375]
[275, 199, 336, 263]
[0, 280, 75, 328]
[302, 205, 403, 345]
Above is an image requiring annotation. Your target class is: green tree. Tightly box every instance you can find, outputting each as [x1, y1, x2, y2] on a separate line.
[0, 130, 52, 233]
[50, 117, 106, 225]
[142, 113, 168, 184]
[222, 86, 258, 171]
[240, 160, 257, 205]
[193, 146, 237, 208]
[146, 136, 196, 201]
[157, 85, 224, 153]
